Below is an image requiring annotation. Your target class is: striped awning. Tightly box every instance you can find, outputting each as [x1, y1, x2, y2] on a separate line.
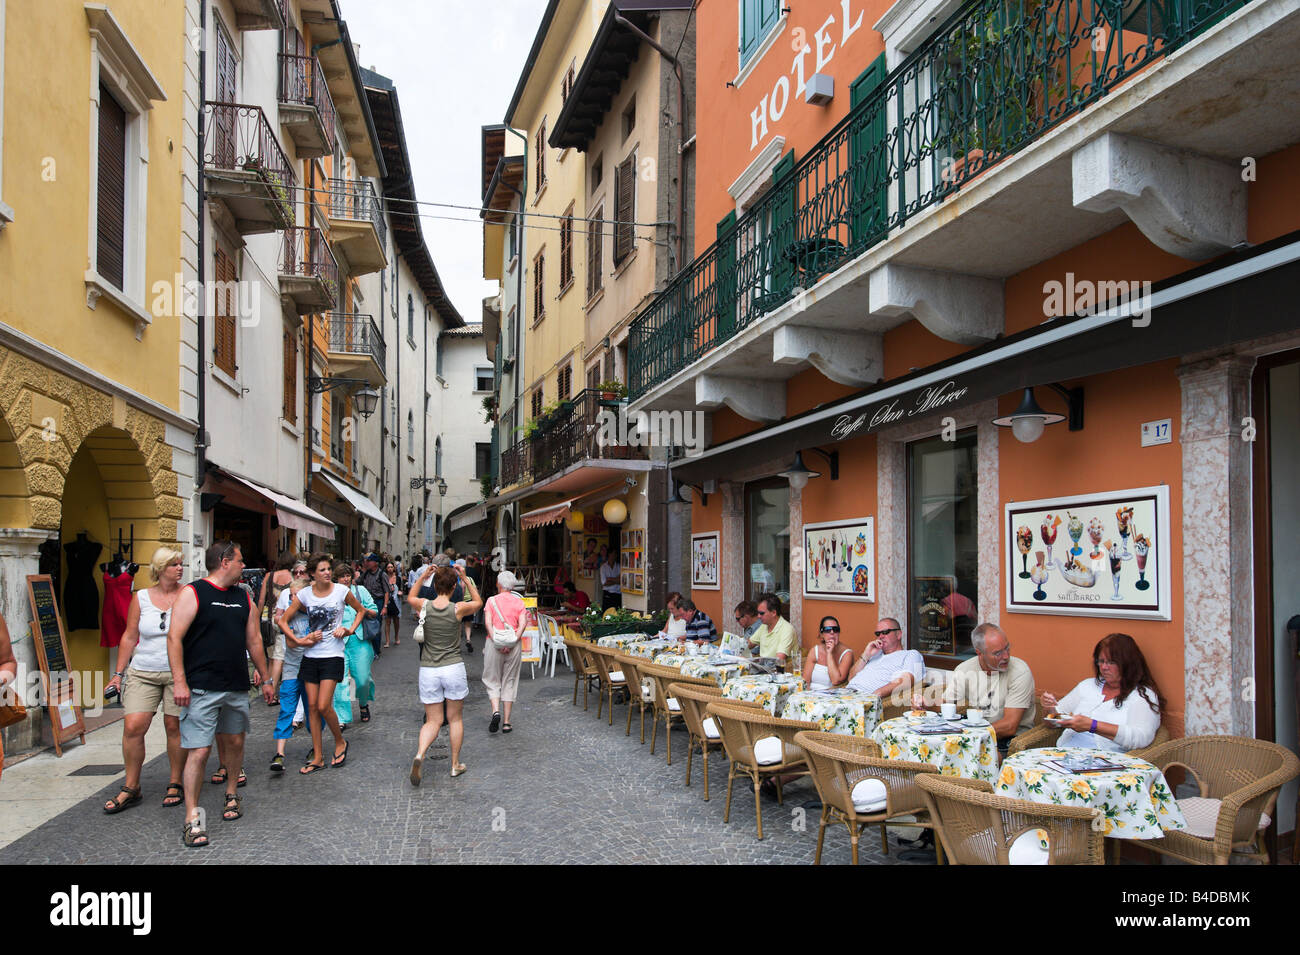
[520, 500, 573, 529]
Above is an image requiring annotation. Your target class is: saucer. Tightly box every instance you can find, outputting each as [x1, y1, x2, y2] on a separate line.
[961, 718, 990, 728]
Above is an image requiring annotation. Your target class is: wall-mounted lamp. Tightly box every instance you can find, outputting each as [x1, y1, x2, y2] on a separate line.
[673, 481, 707, 506]
[778, 451, 821, 489]
[992, 385, 1084, 443]
[308, 376, 379, 419]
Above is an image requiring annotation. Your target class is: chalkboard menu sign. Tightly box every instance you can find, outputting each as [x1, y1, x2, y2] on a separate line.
[26, 574, 86, 755]
[914, 576, 957, 656]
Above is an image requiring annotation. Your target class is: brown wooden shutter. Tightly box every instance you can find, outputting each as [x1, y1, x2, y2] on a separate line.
[535, 124, 545, 189]
[533, 254, 544, 323]
[558, 365, 570, 400]
[614, 155, 635, 265]
[560, 208, 573, 288]
[216, 24, 237, 103]
[586, 210, 603, 300]
[213, 248, 238, 376]
[587, 364, 600, 393]
[283, 329, 297, 423]
[97, 84, 127, 291]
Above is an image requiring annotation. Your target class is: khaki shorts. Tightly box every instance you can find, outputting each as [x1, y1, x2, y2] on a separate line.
[122, 668, 181, 718]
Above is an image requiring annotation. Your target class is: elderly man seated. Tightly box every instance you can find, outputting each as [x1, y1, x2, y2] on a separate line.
[674, 597, 718, 645]
[845, 618, 924, 698]
[950, 622, 1036, 751]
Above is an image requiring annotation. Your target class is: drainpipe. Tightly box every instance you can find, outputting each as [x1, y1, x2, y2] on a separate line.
[614, 12, 688, 273]
[423, 303, 429, 550]
[195, 0, 208, 492]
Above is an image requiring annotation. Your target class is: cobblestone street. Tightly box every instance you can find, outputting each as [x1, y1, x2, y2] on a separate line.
[0, 623, 928, 865]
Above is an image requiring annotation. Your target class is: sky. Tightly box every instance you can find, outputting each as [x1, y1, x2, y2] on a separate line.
[342, 0, 551, 325]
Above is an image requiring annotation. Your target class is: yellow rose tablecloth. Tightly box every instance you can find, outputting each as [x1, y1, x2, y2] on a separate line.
[871, 715, 998, 781]
[996, 748, 1187, 840]
[722, 673, 803, 715]
[595, 632, 651, 652]
[781, 688, 882, 737]
[624, 638, 678, 660]
[679, 656, 760, 688]
[652, 651, 691, 669]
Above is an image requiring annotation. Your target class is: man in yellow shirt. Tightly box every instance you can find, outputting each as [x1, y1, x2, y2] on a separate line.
[748, 593, 798, 667]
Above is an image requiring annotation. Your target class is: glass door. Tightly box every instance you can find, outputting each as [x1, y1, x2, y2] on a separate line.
[745, 480, 790, 604]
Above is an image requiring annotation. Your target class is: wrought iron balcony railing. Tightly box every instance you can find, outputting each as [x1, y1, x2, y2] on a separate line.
[279, 226, 339, 305]
[500, 440, 533, 488]
[327, 311, 386, 372]
[530, 389, 647, 481]
[327, 178, 387, 250]
[278, 52, 337, 153]
[202, 102, 296, 226]
[628, 0, 1248, 398]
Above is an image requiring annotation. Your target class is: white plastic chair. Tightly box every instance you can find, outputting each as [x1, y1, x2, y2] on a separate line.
[543, 615, 570, 677]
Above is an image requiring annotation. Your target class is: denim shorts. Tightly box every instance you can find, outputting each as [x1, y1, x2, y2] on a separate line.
[178, 689, 250, 749]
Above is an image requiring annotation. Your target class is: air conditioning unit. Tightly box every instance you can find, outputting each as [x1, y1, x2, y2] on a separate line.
[805, 73, 834, 106]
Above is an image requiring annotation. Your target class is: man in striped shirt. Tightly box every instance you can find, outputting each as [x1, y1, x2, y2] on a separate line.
[673, 597, 717, 645]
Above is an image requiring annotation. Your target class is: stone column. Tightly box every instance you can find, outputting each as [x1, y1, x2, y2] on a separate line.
[789, 484, 803, 634]
[721, 481, 745, 616]
[0, 528, 53, 754]
[1178, 354, 1256, 736]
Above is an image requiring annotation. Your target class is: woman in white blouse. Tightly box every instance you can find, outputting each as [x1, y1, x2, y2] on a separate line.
[1042, 633, 1163, 752]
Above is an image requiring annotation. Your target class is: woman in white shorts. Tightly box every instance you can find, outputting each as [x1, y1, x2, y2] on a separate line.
[406, 562, 481, 786]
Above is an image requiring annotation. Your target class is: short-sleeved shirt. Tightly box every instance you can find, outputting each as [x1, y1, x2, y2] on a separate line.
[752, 617, 798, 660]
[952, 656, 1036, 732]
[565, 590, 591, 611]
[600, 562, 621, 594]
[847, 648, 924, 694]
[682, 610, 717, 643]
[296, 584, 349, 659]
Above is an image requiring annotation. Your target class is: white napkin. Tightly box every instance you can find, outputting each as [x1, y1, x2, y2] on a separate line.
[754, 735, 783, 765]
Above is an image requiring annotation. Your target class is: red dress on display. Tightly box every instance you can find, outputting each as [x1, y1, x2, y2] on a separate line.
[101, 571, 135, 648]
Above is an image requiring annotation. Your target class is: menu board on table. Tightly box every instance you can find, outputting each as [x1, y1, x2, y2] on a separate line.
[913, 576, 957, 655]
[26, 575, 86, 755]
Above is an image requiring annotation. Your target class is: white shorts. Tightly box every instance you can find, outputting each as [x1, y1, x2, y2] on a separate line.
[418, 663, 468, 704]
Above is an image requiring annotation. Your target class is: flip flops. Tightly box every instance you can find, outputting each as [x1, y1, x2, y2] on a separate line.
[331, 741, 349, 767]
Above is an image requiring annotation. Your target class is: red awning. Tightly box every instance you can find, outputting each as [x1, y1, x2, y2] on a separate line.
[520, 501, 572, 529]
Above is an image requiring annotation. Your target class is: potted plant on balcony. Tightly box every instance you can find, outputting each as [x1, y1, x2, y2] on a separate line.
[481, 394, 497, 423]
[596, 379, 627, 402]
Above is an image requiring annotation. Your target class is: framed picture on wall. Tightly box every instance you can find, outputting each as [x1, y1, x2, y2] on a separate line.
[1005, 485, 1171, 620]
[691, 532, 720, 590]
[803, 518, 874, 602]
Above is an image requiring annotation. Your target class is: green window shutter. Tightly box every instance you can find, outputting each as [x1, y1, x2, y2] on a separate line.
[769, 150, 798, 299]
[715, 211, 738, 342]
[849, 54, 888, 249]
[740, 0, 779, 68]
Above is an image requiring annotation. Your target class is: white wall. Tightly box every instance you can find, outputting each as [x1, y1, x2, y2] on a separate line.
[437, 330, 493, 546]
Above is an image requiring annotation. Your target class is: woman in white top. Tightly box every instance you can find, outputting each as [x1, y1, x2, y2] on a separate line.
[1042, 632, 1163, 753]
[802, 616, 855, 689]
[656, 592, 688, 640]
[103, 548, 186, 813]
[279, 554, 366, 773]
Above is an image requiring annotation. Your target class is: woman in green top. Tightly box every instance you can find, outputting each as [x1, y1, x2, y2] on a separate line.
[407, 563, 482, 786]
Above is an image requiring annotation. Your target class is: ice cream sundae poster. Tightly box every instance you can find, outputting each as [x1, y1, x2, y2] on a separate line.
[1005, 486, 1170, 620]
[691, 532, 720, 590]
[803, 517, 875, 602]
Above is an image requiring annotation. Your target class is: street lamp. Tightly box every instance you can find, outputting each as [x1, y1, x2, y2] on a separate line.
[308, 376, 379, 419]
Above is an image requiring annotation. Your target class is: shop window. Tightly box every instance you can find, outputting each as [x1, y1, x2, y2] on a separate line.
[907, 430, 980, 664]
[745, 479, 790, 604]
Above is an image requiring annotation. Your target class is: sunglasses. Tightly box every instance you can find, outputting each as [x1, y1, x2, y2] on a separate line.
[873, 627, 899, 637]
[159, 609, 168, 632]
[821, 626, 840, 633]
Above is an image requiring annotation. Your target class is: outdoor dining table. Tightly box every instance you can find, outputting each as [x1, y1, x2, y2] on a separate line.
[624, 638, 678, 659]
[781, 687, 883, 737]
[871, 714, 999, 781]
[679, 656, 760, 688]
[595, 632, 652, 652]
[722, 673, 803, 715]
[996, 747, 1188, 840]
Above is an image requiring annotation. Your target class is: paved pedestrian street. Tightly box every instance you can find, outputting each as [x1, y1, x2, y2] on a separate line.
[0, 624, 927, 866]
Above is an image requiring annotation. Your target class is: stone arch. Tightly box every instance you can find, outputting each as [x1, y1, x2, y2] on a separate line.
[0, 413, 32, 529]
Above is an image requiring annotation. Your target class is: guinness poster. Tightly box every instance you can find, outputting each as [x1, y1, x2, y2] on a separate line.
[913, 576, 957, 655]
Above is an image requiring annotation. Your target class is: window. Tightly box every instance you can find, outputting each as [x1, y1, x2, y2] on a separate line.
[332, 392, 347, 462]
[560, 204, 574, 290]
[587, 364, 600, 394]
[621, 96, 636, 143]
[435, 336, 444, 378]
[531, 389, 543, 420]
[613, 156, 636, 265]
[435, 437, 443, 477]
[558, 364, 572, 400]
[96, 84, 127, 290]
[475, 442, 491, 479]
[561, 60, 576, 105]
[591, 154, 603, 194]
[212, 247, 238, 376]
[908, 430, 980, 664]
[407, 293, 415, 344]
[505, 306, 516, 359]
[532, 251, 545, 324]
[740, 0, 782, 69]
[507, 209, 518, 260]
[534, 121, 547, 191]
[407, 410, 415, 453]
[745, 479, 790, 603]
[311, 364, 324, 448]
[587, 207, 604, 300]
[282, 328, 297, 424]
[474, 365, 494, 393]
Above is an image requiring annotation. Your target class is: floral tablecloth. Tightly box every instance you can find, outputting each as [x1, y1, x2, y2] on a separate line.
[652, 651, 691, 669]
[996, 748, 1187, 840]
[595, 632, 652, 652]
[625, 638, 678, 660]
[679, 656, 760, 688]
[722, 674, 804, 715]
[781, 688, 882, 737]
[871, 716, 998, 780]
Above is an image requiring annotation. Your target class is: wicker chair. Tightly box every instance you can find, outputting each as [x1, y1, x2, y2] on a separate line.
[916, 774, 1105, 865]
[639, 662, 715, 764]
[794, 730, 943, 864]
[614, 652, 651, 742]
[1139, 735, 1300, 865]
[669, 683, 762, 801]
[564, 637, 600, 711]
[584, 644, 628, 725]
[704, 701, 820, 839]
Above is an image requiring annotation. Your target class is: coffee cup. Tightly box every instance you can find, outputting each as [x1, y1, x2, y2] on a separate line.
[966, 708, 983, 724]
[941, 703, 958, 720]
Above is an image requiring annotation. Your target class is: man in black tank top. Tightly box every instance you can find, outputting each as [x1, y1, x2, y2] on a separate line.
[167, 540, 274, 848]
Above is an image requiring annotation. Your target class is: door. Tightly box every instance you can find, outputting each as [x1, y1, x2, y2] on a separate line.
[212, 21, 238, 167]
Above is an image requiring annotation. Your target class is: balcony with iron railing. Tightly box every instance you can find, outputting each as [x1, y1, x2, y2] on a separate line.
[499, 440, 533, 489]
[326, 312, 387, 388]
[629, 0, 1291, 410]
[326, 178, 388, 274]
[203, 103, 296, 235]
[278, 52, 337, 157]
[529, 389, 648, 486]
[278, 226, 339, 314]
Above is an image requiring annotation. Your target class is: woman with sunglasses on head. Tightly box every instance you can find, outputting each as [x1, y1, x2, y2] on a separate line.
[803, 616, 855, 688]
[103, 547, 186, 813]
[1041, 632, 1164, 752]
[383, 559, 402, 652]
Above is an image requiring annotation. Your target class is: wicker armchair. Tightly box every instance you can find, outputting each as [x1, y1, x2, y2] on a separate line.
[639, 662, 714, 764]
[564, 637, 600, 710]
[794, 730, 943, 864]
[1140, 735, 1300, 865]
[916, 774, 1105, 865]
[669, 683, 762, 801]
[614, 652, 650, 743]
[584, 644, 628, 725]
[704, 701, 820, 839]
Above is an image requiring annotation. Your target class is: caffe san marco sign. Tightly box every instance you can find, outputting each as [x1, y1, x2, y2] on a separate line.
[829, 378, 971, 441]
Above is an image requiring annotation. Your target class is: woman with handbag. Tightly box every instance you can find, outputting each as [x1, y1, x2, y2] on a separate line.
[407, 563, 481, 785]
[0, 613, 19, 784]
[333, 563, 378, 725]
[482, 569, 527, 734]
[383, 559, 402, 651]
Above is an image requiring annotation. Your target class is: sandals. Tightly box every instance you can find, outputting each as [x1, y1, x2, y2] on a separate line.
[360, 706, 371, 723]
[331, 741, 349, 768]
[489, 712, 501, 734]
[269, 754, 285, 773]
[300, 755, 326, 775]
[222, 793, 243, 821]
[210, 767, 248, 787]
[162, 782, 184, 808]
[502, 722, 513, 733]
[182, 818, 209, 848]
[409, 755, 424, 787]
[103, 785, 142, 814]
[450, 763, 468, 778]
